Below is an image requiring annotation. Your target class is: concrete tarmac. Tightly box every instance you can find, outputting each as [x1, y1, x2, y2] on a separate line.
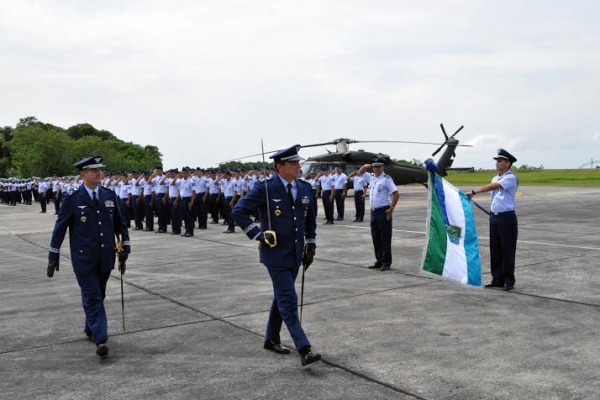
[1, 186, 599, 400]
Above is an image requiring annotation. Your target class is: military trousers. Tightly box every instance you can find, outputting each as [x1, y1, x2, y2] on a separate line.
[489, 211, 518, 286]
[181, 197, 195, 235]
[76, 268, 111, 345]
[354, 190, 365, 221]
[321, 190, 334, 222]
[196, 195, 208, 229]
[144, 195, 154, 230]
[132, 195, 144, 229]
[334, 189, 345, 219]
[265, 265, 310, 351]
[155, 193, 169, 231]
[370, 206, 393, 267]
[39, 193, 47, 213]
[169, 198, 182, 234]
[53, 192, 61, 214]
[209, 193, 220, 223]
[223, 196, 235, 231]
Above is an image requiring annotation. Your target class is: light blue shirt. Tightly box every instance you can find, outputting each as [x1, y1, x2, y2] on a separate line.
[368, 173, 397, 209]
[83, 185, 98, 201]
[277, 175, 297, 201]
[490, 170, 518, 213]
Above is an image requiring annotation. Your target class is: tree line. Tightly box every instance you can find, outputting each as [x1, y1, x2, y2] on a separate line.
[0, 117, 162, 178]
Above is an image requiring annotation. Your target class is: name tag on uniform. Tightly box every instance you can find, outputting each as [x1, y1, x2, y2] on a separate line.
[301, 196, 310, 205]
[105, 200, 114, 207]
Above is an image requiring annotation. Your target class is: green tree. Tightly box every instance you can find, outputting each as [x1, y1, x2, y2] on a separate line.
[11, 124, 72, 177]
[6, 117, 163, 177]
[66, 123, 115, 141]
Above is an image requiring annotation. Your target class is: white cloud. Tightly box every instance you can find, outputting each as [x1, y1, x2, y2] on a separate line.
[1, 0, 599, 169]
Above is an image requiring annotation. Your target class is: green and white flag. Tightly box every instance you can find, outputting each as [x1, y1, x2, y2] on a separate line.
[421, 161, 482, 287]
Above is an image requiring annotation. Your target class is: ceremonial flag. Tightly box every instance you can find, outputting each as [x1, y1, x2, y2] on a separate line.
[421, 161, 482, 287]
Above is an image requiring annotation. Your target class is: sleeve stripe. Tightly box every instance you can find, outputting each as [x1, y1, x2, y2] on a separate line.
[244, 223, 259, 234]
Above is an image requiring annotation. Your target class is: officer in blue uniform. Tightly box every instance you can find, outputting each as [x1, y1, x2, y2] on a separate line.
[47, 156, 131, 358]
[232, 144, 321, 366]
[469, 149, 518, 291]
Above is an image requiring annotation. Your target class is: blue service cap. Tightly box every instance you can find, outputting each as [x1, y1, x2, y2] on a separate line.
[494, 149, 517, 163]
[372, 157, 386, 166]
[269, 144, 303, 162]
[74, 155, 105, 171]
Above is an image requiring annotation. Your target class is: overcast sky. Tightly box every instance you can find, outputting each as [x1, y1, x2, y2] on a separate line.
[1, 0, 599, 169]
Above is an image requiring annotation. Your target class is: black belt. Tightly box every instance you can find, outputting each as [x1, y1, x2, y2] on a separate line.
[371, 205, 390, 212]
[491, 210, 515, 216]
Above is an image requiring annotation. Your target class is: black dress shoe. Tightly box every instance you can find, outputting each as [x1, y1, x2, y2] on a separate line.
[503, 285, 514, 291]
[484, 283, 504, 289]
[96, 343, 109, 358]
[183, 232, 193, 237]
[368, 264, 382, 269]
[353, 219, 359, 222]
[379, 265, 391, 271]
[85, 332, 93, 341]
[300, 350, 321, 366]
[264, 340, 291, 354]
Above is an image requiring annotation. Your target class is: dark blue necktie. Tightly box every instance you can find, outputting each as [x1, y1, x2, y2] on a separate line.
[92, 191, 99, 208]
[287, 183, 294, 204]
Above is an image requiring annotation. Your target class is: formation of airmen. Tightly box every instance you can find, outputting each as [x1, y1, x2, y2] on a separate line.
[2, 164, 375, 234]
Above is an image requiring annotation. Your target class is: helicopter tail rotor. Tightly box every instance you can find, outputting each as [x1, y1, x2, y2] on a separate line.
[432, 124, 464, 157]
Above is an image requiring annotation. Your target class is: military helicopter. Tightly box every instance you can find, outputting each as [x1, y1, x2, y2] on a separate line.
[299, 124, 470, 186]
[221, 124, 470, 186]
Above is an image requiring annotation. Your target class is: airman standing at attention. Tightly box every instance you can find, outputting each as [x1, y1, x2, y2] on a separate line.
[192, 168, 209, 229]
[38, 178, 50, 213]
[216, 171, 237, 233]
[207, 170, 221, 224]
[154, 165, 169, 233]
[130, 170, 144, 230]
[332, 165, 348, 221]
[178, 167, 195, 237]
[316, 167, 335, 225]
[358, 158, 399, 271]
[141, 171, 155, 231]
[347, 168, 368, 222]
[164, 169, 181, 235]
[469, 149, 519, 291]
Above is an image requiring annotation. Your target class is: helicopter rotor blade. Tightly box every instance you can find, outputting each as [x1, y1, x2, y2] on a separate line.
[220, 150, 278, 164]
[349, 140, 443, 146]
[431, 144, 445, 157]
[450, 125, 464, 138]
[440, 123, 448, 140]
[300, 141, 340, 149]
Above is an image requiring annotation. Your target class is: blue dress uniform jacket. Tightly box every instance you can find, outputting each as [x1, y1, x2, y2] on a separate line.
[48, 185, 130, 345]
[49, 185, 130, 273]
[232, 175, 316, 351]
[232, 176, 316, 267]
